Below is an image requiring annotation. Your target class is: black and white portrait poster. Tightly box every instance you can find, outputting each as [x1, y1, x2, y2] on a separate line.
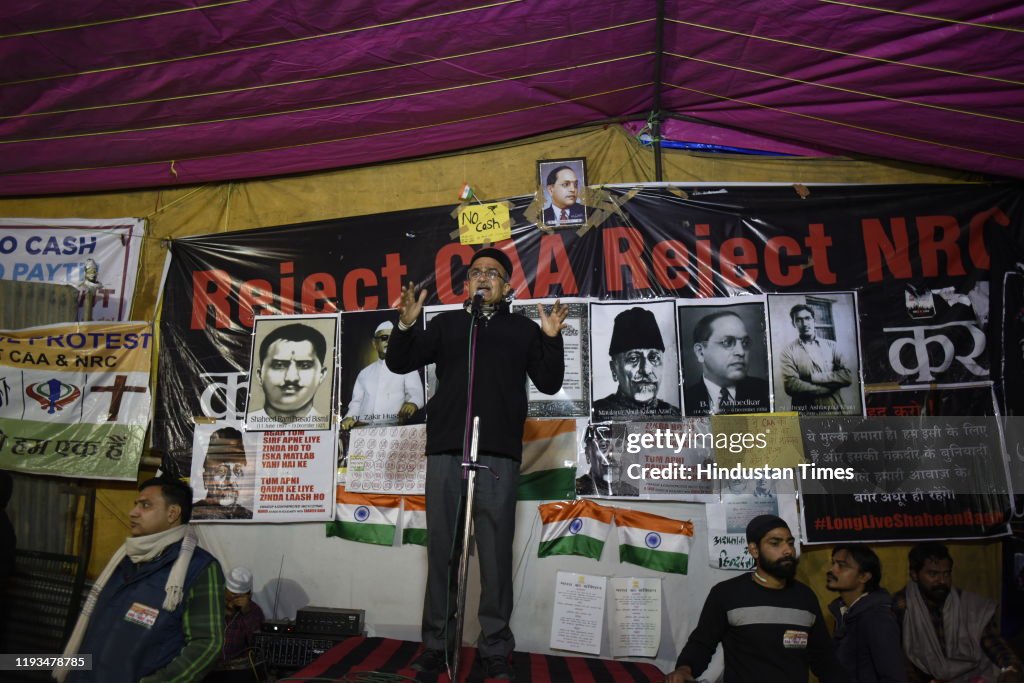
[590, 300, 681, 422]
[767, 293, 863, 416]
[339, 309, 424, 430]
[191, 420, 337, 522]
[512, 297, 590, 417]
[244, 314, 339, 431]
[537, 158, 587, 229]
[678, 297, 772, 417]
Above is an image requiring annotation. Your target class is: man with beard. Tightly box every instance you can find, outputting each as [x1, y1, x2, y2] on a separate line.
[683, 311, 770, 416]
[825, 545, 906, 682]
[892, 543, 1021, 683]
[665, 515, 847, 683]
[541, 165, 584, 227]
[193, 428, 253, 520]
[593, 307, 677, 420]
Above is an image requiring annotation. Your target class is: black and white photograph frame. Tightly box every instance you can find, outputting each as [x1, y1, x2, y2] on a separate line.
[678, 296, 772, 416]
[512, 297, 590, 417]
[767, 292, 864, 416]
[537, 158, 587, 229]
[590, 299, 681, 421]
[339, 309, 425, 430]
[244, 313, 339, 431]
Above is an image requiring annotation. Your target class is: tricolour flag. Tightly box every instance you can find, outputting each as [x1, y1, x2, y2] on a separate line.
[401, 495, 428, 546]
[517, 419, 577, 501]
[537, 499, 613, 560]
[615, 508, 694, 575]
[327, 487, 400, 546]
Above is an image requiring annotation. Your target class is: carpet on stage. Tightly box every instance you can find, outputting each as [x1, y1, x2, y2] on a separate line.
[287, 636, 667, 682]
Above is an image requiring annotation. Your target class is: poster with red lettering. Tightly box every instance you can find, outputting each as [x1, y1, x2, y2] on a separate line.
[190, 420, 336, 522]
[156, 185, 1024, 479]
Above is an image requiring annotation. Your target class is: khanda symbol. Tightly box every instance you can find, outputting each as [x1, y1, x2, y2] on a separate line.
[26, 379, 82, 414]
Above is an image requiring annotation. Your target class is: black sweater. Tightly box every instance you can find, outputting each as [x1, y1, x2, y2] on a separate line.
[677, 573, 848, 683]
[385, 307, 564, 460]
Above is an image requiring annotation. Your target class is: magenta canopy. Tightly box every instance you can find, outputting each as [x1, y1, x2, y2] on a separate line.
[1, 0, 1021, 196]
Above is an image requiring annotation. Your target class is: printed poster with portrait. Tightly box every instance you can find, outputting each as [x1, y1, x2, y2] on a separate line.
[191, 420, 337, 522]
[767, 292, 864, 417]
[575, 420, 717, 501]
[244, 314, 339, 431]
[339, 309, 425, 430]
[512, 297, 590, 417]
[590, 300, 681, 422]
[537, 158, 587, 229]
[678, 297, 772, 417]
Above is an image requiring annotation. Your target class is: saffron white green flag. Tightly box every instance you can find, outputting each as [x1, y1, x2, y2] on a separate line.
[327, 486, 399, 546]
[615, 508, 693, 575]
[518, 419, 577, 501]
[401, 495, 428, 546]
[537, 499, 613, 560]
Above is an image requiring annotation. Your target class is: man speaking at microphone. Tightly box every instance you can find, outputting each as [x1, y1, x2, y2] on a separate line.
[386, 246, 567, 680]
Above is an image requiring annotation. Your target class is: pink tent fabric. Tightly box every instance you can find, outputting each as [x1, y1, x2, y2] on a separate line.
[1, 0, 1021, 195]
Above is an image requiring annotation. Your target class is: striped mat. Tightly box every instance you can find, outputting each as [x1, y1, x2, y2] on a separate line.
[291, 636, 666, 682]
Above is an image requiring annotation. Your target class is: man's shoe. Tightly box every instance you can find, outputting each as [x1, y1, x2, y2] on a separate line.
[483, 655, 515, 681]
[410, 648, 447, 672]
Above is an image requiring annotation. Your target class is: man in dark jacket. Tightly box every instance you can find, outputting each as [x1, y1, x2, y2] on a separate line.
[58, 477, 224, 683]
[387, 246, 567, 681]
[825, 544, 906, 683]
[666, 515, 848, 683]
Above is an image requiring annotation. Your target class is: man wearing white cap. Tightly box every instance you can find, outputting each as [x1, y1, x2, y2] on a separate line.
[341, 320, 424, 430]
[222, 566, 265, 661]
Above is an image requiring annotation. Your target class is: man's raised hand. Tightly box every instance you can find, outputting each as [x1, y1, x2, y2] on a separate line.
[538, 299, 569, 337]
[397, 281, 427, 327]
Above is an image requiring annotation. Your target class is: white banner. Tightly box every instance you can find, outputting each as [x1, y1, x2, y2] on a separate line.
[0, 217, 145, 321]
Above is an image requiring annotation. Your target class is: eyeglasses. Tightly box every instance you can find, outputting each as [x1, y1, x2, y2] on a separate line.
[468, 268, 506, 281]
[705, 336, 752, 350]
[375, 334, 390, 341]
[207, 463, 247, 478]
[622, 350, 663, 366]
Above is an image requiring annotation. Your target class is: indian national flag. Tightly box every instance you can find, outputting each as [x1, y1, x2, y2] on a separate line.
[517, 419, 577, 501]
[537, 499, 613, 560]
[326, 486, 399, 546]
[401, 495, 428, 546]
[615, 508, 694, 575]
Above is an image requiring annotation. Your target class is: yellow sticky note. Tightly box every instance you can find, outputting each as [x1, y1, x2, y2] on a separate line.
[458, 203, 510, 245]
[712, 413, 804, 469]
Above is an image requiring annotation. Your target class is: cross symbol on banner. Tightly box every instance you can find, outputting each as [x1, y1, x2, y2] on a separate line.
[91, 374, 147, 421]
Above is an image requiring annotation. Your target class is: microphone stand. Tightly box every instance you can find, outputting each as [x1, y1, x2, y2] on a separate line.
[448, 298, 497, 682]
[451, 417, 479, 681]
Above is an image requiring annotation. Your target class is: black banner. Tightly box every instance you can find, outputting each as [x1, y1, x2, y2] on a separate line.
[157, 185, 1024, 479]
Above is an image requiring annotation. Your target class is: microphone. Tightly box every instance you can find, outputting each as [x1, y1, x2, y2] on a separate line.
[471, 290, 484, 317]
